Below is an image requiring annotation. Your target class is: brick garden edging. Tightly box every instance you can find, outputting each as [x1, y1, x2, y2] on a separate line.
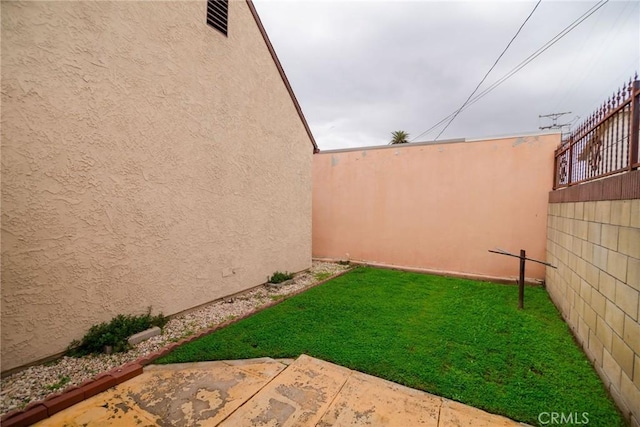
[0, 268, 352, 427]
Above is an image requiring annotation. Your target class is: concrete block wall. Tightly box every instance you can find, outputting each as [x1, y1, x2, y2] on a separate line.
[546, 195, 640, 426]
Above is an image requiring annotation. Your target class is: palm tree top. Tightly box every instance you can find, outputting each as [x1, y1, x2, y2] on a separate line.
[390, 130, 410, 145]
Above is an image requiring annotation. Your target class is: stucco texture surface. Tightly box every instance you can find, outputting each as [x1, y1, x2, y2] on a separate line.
[1, 1, 312, 372]
[313, 134, 559, 280]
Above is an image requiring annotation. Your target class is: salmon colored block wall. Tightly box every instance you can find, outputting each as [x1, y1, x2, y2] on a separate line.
[313, 134, 560, 281]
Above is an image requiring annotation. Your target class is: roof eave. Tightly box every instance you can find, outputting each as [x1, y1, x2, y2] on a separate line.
[245, 0, 319, 154]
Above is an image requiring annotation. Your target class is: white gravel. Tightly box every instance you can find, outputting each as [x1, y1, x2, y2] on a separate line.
[0, 261, 350, 417]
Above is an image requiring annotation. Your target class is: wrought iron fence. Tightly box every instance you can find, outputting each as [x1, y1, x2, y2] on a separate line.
[553, 74, 640, 189]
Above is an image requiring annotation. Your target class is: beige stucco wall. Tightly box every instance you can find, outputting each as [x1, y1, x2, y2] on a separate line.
[313, 134, 559, 280]
[546, 199, 640, 426]
[1, 1, 313, 372]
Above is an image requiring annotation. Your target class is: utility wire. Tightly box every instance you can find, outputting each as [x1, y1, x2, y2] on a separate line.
[411, 0, 609, 142]
[432, 0, 541, 141]
[461, 0, 609, 121]
[550, 0, 633, 113]
[571, 60, 638, 130]
[424, 0, 608, 140]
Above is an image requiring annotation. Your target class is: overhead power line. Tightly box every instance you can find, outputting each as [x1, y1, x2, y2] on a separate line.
[549, 0, 633, 113]
[411, 0, 610, 143]
[571, 60, 639, 130]
[432, 0, 542, 141]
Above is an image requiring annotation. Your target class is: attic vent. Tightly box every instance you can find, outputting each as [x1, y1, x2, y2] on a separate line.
[207, 0, 228, 36]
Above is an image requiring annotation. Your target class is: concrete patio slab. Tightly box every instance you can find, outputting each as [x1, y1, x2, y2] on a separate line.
[219, 355, 351, 427]
[439, 399, 521, 427]
[35, 359, 287, 426]
[33, 355, 524, 426]
[317, 370, 441, 426]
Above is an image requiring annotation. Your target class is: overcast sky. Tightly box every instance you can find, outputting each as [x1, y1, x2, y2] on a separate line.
[253, 0, 639, 151]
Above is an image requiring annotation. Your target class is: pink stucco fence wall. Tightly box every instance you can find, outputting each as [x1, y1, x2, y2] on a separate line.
[313, 133, 560, 281]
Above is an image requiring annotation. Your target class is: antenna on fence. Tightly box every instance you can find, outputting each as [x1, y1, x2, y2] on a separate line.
[539, 111, 573, 140]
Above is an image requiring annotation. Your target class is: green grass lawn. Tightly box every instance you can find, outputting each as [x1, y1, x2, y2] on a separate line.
[157, 267, 624, 426]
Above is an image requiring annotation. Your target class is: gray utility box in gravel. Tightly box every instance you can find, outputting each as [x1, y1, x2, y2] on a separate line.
[128, 326, 161, 346]
[266, 279, 294, 290]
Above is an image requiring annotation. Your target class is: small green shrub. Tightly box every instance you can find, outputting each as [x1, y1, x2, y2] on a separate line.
[67, 308, 168, 357]
[269, 271, 294, 284]
[45, 375, 70, 391]
[313, 272, 332, 281]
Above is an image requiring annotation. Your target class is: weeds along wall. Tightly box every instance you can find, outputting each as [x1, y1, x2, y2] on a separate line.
[545, 172, 640, 426]
[1, 1, 313, 372]
[313, 134, 559, 281]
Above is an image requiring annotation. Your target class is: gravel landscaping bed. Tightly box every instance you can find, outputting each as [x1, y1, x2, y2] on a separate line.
[0, 261, 350, 417]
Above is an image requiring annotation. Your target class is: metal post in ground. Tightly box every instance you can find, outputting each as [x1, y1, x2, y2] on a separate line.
[488, 248, 556, 309]
[519, 249, 525, 310]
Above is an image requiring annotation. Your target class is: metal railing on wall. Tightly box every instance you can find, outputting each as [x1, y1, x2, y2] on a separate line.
[553, 74, 640, 189]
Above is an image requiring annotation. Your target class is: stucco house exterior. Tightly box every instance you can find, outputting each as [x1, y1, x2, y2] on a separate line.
[1, 0, 316, 373]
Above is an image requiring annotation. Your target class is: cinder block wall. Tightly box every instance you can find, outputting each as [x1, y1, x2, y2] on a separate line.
[545, 172, 640, 426]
